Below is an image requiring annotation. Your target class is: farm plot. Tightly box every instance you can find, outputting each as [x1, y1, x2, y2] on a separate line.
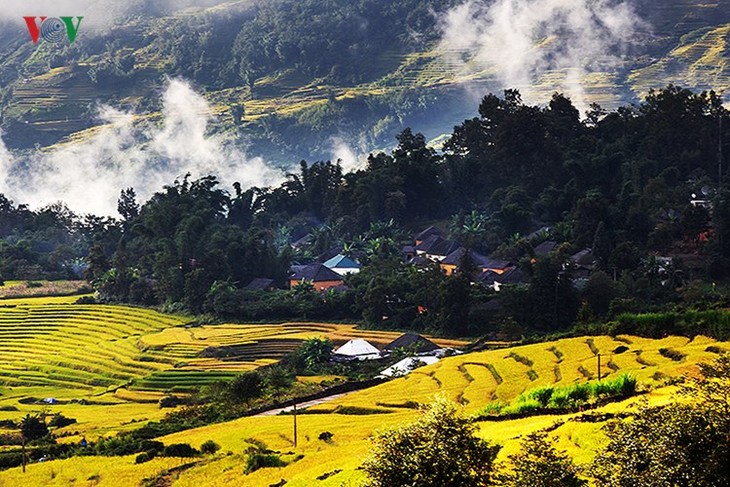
[138, 322, 464, 375]
[0, 297, 466, 399]
[309, 334, 727, 414]
[0, 302, 185, 391]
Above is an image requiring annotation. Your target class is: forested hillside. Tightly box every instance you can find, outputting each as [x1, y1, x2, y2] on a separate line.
[2, 85, 730, 338]
[1, 0, 730, 163]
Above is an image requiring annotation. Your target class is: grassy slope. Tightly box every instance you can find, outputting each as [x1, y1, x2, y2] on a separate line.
[0, 332, 723, 486]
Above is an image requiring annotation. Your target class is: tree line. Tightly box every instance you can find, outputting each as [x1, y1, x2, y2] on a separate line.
[2, 85, 730, 336]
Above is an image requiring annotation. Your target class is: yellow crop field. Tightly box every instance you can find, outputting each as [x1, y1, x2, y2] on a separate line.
[0, 455, 186, 487]
[0, 297, 464, 440]
[138, 322, 464, 373]
[0, 296, 725, 485]
[309, 334, 720, 413]
[0, 334, 718, 486]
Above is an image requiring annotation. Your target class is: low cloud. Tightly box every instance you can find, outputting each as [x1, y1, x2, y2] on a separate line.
[437, 0, 644, 111]
[330, 135, 368, 173]
[0, 78, 284, 216]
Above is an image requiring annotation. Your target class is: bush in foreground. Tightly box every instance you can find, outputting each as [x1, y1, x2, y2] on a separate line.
[591, 355, 730, 486]
[362, 397, 500, 487]
[497, 432, 586, 486]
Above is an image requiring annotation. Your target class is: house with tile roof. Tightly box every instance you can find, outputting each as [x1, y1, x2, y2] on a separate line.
[289, 263, 344, 291]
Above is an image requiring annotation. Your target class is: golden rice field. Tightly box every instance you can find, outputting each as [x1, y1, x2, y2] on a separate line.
[308, 334, 720, 413]
[0, 296, 463, 439]
[0, 323, 725, 486]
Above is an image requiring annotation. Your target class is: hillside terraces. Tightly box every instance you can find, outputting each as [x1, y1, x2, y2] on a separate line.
[629, 23, 730, 97]
[308, 334, 725, 413]
[0, 301, 185, 390]
[0, 298, 465, 395]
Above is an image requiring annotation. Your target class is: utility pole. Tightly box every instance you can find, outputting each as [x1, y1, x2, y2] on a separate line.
[597, 353, 602, 381]
[293, 401, 298, 448]
[21, 435, 26, 473]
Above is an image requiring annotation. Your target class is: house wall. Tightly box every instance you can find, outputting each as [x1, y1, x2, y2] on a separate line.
[331, 267, 360, 276]
[440, 264, 508, 276]
[290, 279, 344, 291]
[312, 280, 344, 291]
[440, 263, 456, 276]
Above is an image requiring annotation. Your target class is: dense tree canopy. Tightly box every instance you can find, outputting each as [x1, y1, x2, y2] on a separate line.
[2, 85, 730, 337]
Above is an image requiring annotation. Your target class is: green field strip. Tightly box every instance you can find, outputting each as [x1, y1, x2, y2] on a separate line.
[12, 356, 154, 381]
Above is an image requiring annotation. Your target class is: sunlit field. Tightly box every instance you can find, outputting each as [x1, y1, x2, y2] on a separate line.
[0, 297, 464, 439]
[0, 323, 722, 486]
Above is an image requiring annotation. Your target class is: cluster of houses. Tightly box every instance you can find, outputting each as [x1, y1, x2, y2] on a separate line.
[244, 225, 599, 292]
[332, 332, 461, 378]
[404, 226, 525, 290]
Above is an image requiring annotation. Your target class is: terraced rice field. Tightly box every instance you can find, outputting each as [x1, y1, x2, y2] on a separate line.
[308, 334, 725, 413]
[137, 322, 464, 377]
[0, 300, 185, 390]
[0, 331, 725, 486]
[629, 23, 730, 98]
[0, 297, 463, 397]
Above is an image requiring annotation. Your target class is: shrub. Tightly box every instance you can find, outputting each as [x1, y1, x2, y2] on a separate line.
[567, 383, 590, 402]
[140, 440, 164, 453]
[200, 440, 220, 455]
[527, 386, 554, 407]
[162, 443, 199, 458]
[547, 388, 573, 409]
[479, 401, 505, 416]
[228, 371, 264, 403]
[499, 432, 587, 486]
[135, 451, 155, 464]
[591, 356, 729, 486]
[159, 395, 181, 408]
[318, 431, 334, 442]
[245, 452, 286, 474]
[503, 397, 541, 416]
[363, 397, 500, 487]
[20, 414, 48, 442]
[48, 413, 76, 428]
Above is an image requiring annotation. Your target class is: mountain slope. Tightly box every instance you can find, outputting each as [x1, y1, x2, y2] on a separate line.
[1, 0, 730, 164]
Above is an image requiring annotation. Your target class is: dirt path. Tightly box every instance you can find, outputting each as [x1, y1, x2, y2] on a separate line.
[255, 392, 349, 416]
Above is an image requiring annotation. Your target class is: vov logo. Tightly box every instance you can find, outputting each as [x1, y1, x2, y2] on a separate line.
[23, 17, 84, 44]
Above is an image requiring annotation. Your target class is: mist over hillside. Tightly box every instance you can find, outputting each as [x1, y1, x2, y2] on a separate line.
[0, 0, 729, 214]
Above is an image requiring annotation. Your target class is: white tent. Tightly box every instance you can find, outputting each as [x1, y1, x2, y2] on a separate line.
[378, 356, 440, 377]
[334, 339, 381, 359]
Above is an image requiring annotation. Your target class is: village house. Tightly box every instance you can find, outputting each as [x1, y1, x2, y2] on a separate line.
[323, 254, 361, 275]
[289, 263, 344, 291]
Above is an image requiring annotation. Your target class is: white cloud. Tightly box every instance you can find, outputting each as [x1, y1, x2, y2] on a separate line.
[437, 0, 644, 111]
[0, 78, 284, 216]
[329, 135, 368, 173]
